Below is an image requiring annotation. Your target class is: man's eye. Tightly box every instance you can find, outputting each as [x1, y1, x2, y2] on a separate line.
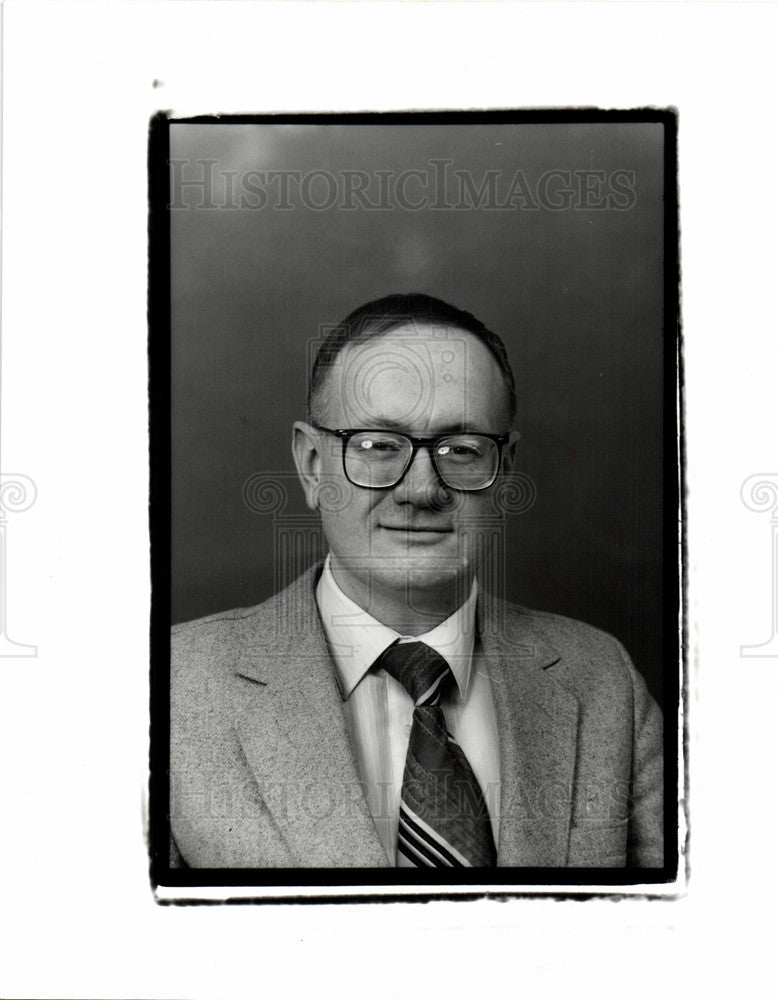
[360, 438, 400, 452]
[439, 443, 480, 458]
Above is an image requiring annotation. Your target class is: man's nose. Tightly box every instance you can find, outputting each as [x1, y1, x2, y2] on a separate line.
[392, 445, 450, 507]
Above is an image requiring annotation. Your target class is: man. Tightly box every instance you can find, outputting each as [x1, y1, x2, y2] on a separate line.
[170, 293, 663, 869]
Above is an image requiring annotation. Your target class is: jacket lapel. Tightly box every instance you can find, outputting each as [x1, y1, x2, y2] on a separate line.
[479, 596, 580, 867]
[230, 567, 389, 868]
[223, 567, 579, 870]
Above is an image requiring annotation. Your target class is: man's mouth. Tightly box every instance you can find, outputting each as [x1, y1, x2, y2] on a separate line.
[379, 524, 454, 534]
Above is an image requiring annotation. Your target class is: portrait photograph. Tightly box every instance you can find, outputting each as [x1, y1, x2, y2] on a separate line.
[7, 1, 778, 996]
[149, 111, 680, 898]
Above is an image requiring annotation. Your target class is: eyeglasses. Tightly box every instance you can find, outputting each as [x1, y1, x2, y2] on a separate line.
[313, 425, 510, 492]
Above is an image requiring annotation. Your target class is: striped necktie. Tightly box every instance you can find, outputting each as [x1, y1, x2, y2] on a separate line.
[376, 640, 497, 868]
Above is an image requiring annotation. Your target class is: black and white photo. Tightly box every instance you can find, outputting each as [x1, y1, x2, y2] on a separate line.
[150, 113, 679, 893]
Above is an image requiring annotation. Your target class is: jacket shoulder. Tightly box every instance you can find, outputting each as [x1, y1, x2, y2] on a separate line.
[491, 598, 642, 697]
[171, 597, 277, 638]
[170, 593, 282, 690]
[513, 602, 626, 653]
[170, 565, 322, 687]
[171, 563, 320, 647]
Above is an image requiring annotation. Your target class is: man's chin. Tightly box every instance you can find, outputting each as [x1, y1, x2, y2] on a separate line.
[367, 556, 470, 596]
[329, 551, 478, 625]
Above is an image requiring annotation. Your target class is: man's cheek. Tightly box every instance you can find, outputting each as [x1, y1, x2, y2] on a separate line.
[316, 472, 358, 515]
[454, 517, 497, 565]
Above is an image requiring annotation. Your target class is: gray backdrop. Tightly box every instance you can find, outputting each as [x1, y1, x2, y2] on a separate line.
[169, 120, 668, 705]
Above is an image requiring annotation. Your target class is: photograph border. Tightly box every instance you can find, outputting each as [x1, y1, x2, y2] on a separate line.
[149, 108, 682, 901]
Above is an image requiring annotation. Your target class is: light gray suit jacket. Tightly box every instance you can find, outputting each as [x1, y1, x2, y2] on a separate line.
[170, 564, 664, 869]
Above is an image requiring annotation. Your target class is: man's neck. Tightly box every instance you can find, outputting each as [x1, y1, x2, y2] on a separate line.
[328, 557, 474, 635]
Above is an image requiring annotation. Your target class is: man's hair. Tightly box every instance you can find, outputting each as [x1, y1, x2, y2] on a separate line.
[307, 293, 517, 425]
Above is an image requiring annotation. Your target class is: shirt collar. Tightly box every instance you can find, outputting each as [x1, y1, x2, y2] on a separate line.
[315, 553, 477, 702]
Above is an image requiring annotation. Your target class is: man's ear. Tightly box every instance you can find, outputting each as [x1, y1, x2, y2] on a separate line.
[502, 429, 521, 472]
[292, 421, 323, 511]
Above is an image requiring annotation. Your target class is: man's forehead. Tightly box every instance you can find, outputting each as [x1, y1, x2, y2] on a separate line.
[339, 325, 487, 382]
[327, 325, 504, 428]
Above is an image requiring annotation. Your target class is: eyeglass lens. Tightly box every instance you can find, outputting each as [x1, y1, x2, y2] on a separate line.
[344, 431, 499, 490]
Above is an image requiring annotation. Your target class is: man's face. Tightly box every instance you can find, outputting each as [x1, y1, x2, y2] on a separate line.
[299, 323, 515, 615]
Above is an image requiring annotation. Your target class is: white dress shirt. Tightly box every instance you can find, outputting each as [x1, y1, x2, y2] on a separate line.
[315, 554, 501, 865]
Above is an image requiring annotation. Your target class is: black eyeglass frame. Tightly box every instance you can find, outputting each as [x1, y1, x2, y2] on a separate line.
[312, 424, 512, 492]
